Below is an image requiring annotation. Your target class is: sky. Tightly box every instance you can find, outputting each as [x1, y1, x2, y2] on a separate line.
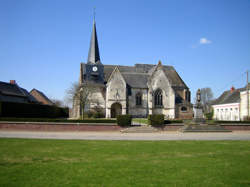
[0, 0, 249, 104]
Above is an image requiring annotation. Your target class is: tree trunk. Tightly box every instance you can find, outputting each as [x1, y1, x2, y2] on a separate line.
[81, 103, 85, 120]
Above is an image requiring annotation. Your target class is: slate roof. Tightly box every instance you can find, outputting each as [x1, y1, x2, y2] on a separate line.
[0, 81, 38, 103]
[0, 81, 26, 97]
[213, 84, 250, 105]
[87, 21, 101, 65]
[101, 64, 188, 89]
[122, 73, 149, 88]
[30, 88, 54, 105]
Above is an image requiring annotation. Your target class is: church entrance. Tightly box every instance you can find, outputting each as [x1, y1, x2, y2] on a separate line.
[111, 103, 122, 118]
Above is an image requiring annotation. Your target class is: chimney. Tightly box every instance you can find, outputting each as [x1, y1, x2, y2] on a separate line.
[230, 86, 235, 93]
[10, 80, 16, 85]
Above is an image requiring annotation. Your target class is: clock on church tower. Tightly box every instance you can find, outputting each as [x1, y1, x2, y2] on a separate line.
[92, 66, 98, 72]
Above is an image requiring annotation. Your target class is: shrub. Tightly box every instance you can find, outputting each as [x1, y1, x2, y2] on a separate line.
[164, 120, 183, 124]
[0, 102, 2, 116]
[116, 115, 132, 126]
[0, 117, 116, 124]
[216, 120, 250, 124]
[205, 109, 214, 120]
[87, 110, 95, 118]
[0, 101, 68, 118]
[148, 114, 164, 126]
[93, 111, 105, 118]
[243, 116, 250, 121]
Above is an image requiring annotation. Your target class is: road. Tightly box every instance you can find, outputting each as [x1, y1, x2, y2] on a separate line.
[0, 130, 250, 140]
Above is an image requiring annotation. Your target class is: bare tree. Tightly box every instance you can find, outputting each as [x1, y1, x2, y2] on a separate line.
[66, 82, 93, 120]
[200, 87, 214, 113]
[50, 98, 64, 107]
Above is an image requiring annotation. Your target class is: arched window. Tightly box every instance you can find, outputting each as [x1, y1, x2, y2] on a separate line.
[136, 92, 142, 106]
[181, 106, 187, 112]
[154, 89, 163, 106]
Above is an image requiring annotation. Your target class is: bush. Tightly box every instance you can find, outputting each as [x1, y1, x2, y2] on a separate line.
[148, 114, 164, 126]
[116, 115, 132, 126]
[216, 120, 250, 124]
[0, 102, 68, 118]
[93, 111, 105, 118]
[205, 110, 214, 120]
[164, 120, 183, 124]
[243, 116, 250, 121]
[0, 117, 116, 124]
[87, 111, 95, 118]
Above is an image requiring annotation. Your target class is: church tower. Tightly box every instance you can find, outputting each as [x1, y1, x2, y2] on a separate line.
[84, 19, 104, 84]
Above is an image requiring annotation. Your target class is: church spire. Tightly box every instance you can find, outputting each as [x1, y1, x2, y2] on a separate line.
[87, 16, 101, 64]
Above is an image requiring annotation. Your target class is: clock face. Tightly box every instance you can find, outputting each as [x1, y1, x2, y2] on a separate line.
[92, 66, 98, 72]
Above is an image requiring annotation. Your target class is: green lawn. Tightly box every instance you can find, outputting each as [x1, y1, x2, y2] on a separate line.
[0, 139, 250, 186]
[132, 118, 148, 124]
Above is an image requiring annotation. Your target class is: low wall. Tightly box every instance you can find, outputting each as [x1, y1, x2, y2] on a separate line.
[0, 122, 122, 132]
[221, 124, 250, 131]
[1, 122, 250, 132]
[161, 124, 250, 131]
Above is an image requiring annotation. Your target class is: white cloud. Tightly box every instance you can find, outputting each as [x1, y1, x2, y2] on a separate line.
[200, 38, 212, 44]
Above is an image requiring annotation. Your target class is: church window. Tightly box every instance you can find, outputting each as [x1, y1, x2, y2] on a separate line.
[136, 93, 142, 106]
[154, 89, 163, 106]
[181, 106, 187, 112]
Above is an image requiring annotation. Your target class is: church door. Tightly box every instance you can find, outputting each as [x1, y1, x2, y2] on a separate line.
[111, 103, 122, 118]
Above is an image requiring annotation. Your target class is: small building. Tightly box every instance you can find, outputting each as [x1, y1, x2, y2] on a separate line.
[212, 84, 250, 121]
[30, 89, 54, 105]
[0, 80, 38, 104]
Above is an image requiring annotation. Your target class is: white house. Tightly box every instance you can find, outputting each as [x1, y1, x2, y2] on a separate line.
[212, 85, 250, 121]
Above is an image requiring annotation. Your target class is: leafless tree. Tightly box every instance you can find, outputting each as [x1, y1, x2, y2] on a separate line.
[50, 98, 64, 107]
[200, 87, 214, 113]
[66, 82, 93, 120]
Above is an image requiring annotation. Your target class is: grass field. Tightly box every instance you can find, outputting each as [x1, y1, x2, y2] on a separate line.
[0, 139, 250, 186]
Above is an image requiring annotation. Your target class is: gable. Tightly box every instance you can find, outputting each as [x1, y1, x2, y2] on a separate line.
[106, 67, 126, 100]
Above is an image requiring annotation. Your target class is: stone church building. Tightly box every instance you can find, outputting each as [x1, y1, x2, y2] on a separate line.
[72, 20, 192, 119]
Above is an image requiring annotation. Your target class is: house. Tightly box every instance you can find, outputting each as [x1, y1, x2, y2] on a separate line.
[72, 19, 193, 119]
[30, 89, 54, 106]
[0, 80, 38, 104]
[212, 84, 250, 121]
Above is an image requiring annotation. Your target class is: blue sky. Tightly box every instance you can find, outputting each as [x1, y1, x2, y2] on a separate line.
[0, 0, 249, 104]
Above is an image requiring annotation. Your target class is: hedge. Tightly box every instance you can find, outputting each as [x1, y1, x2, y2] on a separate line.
[0, 101, 68, 118]
[116, 115, 132, 126]
[0, 117, 116, 123]
[215, 120, 250, 124]
[164, 120, 183, 124]
[148, 114, 164, 126]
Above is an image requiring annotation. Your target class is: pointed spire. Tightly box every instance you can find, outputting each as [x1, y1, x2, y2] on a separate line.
[87, 17, 101, 64]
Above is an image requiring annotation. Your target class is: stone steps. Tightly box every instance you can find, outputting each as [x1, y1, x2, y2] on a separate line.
[121, 126, 159, 133]
[181, 124, 232, 132]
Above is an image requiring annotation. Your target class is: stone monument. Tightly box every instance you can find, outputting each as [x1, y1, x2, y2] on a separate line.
[181, 89, 231, 132]
[193, 89, 206, 124]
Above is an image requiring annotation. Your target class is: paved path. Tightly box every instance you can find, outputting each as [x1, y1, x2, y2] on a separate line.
[0, 130, 250, 140]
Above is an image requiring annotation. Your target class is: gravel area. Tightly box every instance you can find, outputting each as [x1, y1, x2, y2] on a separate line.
[0, 130, 250, 140]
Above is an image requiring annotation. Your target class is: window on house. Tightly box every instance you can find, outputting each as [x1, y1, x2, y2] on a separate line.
[136, 93, 142, 106]
[154, 89, 163, 106]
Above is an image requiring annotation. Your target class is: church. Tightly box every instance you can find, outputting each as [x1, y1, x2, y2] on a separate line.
[72, 19, 193, 119]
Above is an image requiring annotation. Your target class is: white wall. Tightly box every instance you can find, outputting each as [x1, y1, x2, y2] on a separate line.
[240, 90, 250, 120]
[213, 103, 240, 121]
